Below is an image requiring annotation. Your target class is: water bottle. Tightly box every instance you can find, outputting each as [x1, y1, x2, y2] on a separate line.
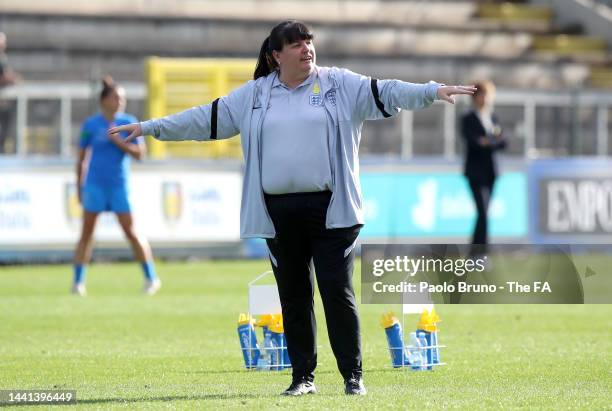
[431, 330, 440, 365]
[417, 308, 441, 367]
[417, 331, 431, 370]
[407, 332, 423, 370]
[237, 313, 260, 368]
[266, 329, 280, 371]
[269, 321, 291, 369]
[256, 329, 270, 370]
[380, 312, 405, 368]
[257, 328, 279, 370]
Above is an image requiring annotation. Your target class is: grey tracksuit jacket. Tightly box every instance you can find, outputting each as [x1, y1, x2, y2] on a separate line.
[140, 66, 441, 238]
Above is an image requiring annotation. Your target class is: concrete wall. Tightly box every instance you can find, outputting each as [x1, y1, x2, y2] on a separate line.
[532, 0, 612, 46]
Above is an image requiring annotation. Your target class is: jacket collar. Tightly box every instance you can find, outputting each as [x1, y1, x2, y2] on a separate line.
[314, 65, 337, 96]
[261, 66, 336, 95]
[272, 70, 317, 90]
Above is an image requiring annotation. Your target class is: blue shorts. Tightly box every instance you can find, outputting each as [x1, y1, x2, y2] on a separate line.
[82, 183, 131, 213]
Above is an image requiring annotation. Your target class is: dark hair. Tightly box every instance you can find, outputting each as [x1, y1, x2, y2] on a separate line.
[100, 75, 118, 101]
[254, 20, 314, 80]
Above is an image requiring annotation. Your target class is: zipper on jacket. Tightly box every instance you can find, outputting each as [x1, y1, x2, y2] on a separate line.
[322, 72, 339, 229]
[256, 76, 276, 234]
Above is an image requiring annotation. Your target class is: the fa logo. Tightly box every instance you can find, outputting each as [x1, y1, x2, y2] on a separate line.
[309, 94, 322, 106]
[162, 182, 182, 223]
[326, 90, 337, 106]
[65, 182, 83, 223]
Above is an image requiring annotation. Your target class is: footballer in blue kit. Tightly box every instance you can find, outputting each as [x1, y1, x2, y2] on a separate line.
[80, 112, 137, 213]
[72, 76, 160, 296]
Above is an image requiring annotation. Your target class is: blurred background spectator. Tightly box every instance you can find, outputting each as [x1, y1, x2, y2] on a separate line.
[461, 80, 506, 251]
[0, 31, 21, 153]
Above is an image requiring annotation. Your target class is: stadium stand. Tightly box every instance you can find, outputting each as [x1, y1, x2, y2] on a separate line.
[0, 0, 610, 158]
[1, 0, 609, 86]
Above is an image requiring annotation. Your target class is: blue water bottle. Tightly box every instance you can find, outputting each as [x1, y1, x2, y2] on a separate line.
[237, 313, 260, 368]
[416, 308, 441, 369]
[381, 312, 405, 368]
[269, 321, 291, 369]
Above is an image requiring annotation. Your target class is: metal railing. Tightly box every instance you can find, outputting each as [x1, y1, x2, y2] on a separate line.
[1, 81, 611, 158]
[0, 82, 145, 157]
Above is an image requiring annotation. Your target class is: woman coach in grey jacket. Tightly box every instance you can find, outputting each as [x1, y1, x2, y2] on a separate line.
[110, 20, 474, 396]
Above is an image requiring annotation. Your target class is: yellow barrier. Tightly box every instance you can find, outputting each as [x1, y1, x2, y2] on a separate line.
[589, 66, 612, 88]
[476, 3, 552, 22]
[531, 35, 608, 55]
[146, 57, 255, 159]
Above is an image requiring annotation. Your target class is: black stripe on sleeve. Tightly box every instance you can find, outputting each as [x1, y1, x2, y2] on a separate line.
[210, 98, 219, 140]
[370, 78, 391, 118]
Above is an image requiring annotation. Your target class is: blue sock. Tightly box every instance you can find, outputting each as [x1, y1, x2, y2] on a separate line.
[73, 264, 86, 284]
[141, 261, 157, 281]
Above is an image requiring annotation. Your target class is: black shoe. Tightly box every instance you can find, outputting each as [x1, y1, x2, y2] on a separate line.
[344, 377, 367, 395]
[281, 379, 317, 396]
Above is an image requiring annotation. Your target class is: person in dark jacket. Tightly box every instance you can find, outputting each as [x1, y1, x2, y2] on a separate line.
[461, 80, 506, 251]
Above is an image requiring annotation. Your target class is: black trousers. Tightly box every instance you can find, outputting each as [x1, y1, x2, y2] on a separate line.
[468, 178, 495, 247]
[264, 191, 362, 382]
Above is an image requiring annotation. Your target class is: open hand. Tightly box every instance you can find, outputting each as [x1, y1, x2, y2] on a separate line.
[437, 85, 477, 104]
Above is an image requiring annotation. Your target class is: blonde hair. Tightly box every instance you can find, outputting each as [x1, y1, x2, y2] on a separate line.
[472, 80, 496, 99]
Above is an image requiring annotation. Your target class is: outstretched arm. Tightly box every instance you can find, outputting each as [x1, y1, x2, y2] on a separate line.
[341, 69, 475, 122]
[109, 80, 254, 143]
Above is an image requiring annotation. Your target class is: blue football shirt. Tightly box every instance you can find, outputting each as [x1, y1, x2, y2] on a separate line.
[79, 112, 143, 186]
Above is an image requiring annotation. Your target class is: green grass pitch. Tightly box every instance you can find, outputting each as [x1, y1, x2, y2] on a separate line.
[0, 260, 610, 410]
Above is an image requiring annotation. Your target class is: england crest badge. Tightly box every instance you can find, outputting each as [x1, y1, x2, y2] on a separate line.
[309, 79, 323, 106]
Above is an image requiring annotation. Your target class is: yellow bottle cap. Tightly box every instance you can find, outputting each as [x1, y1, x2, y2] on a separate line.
[380, 311, 399, 329]
[430, 308, 441, 324]
[255, 314, 274, 327]
[269, 322, 284, 333]
[237, 313, 253, 326]
[256, 313, 283, 328]
[417, 308, 440, 332]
